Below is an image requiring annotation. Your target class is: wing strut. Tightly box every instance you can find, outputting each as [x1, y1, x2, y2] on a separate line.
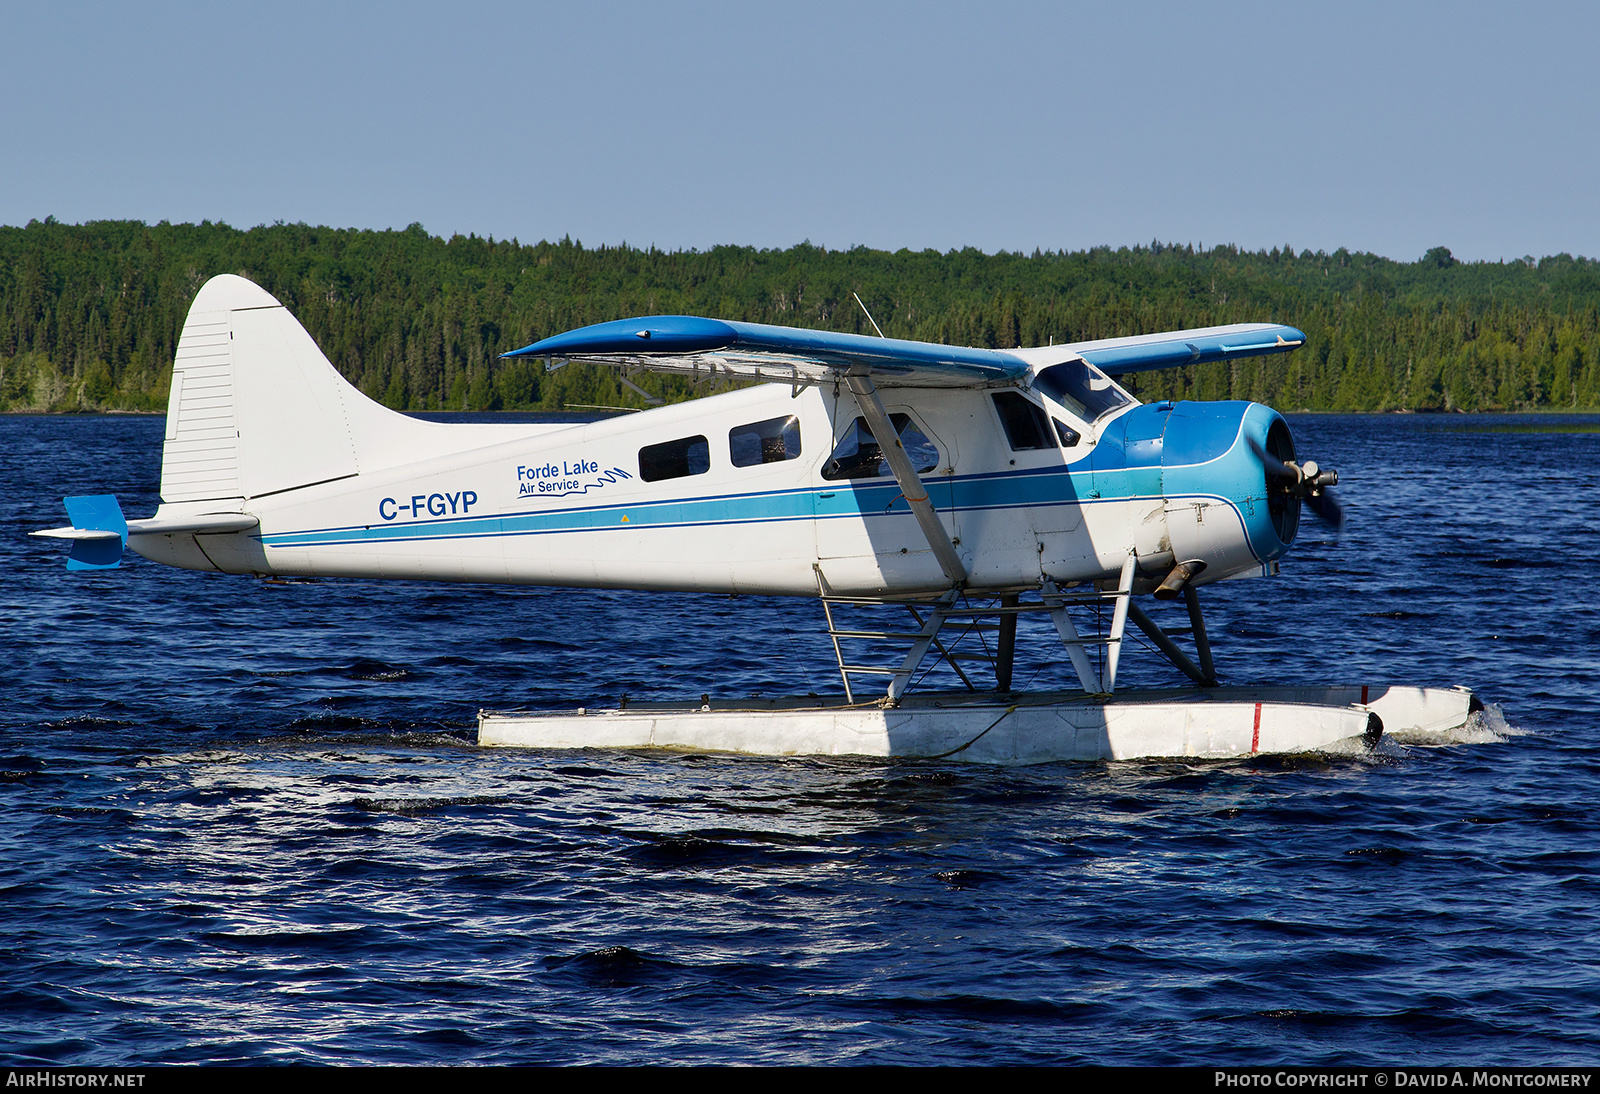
[843, 371, 967, 586]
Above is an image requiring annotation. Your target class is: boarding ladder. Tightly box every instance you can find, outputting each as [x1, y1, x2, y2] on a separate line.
[816, 553, 1219, 705]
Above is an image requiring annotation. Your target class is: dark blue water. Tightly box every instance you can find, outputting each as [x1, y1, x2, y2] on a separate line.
[4, 412, 1598, 1065]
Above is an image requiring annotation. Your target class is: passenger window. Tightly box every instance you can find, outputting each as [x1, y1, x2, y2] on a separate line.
[730, 415, 801, 467]
[639, 435, 710, 482]
[1054, 419, 1081, 447]
[991, 391, 1054, 451]
[823, 414, 939, 480]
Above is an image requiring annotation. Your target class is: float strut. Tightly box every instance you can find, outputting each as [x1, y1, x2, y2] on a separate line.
[1041, 580, 1104, 695]
[1102, 551, 1137, 694]
[1126, 602, 1217, 687]
[886, 589, 960, 703]
[995, 593, 1018, 691]
[1184, 585, 1216, 683]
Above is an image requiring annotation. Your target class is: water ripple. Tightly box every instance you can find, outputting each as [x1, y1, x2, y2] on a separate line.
[3, 413, 1599, 1064]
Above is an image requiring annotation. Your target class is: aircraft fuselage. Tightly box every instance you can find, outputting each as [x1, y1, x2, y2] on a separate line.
[132, 373, 1294, 599]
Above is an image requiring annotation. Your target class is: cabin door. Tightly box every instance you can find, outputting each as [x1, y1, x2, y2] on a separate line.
[812, 402, 954, 590]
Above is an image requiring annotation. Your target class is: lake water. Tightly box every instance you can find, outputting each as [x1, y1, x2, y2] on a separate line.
[4, 411, 1598, 1065]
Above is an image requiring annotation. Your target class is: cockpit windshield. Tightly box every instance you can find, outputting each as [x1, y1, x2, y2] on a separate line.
[1033, 359, 1134, 422]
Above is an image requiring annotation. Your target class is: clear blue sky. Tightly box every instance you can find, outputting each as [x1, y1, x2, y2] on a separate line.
[4, 1, 1596, 263]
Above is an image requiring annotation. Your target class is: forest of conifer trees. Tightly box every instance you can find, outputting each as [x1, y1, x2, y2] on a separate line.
[4, 218, 1600, 415]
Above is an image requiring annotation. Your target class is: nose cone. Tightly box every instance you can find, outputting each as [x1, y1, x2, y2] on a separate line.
[1159, 401, 1299, 570]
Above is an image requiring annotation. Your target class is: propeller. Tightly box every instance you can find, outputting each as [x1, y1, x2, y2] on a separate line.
[1249, 434, 1344, 532]
[1297, 460, 1344, 529]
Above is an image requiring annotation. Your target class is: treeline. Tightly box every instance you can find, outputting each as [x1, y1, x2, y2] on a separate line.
[5, 218, 1600, 414]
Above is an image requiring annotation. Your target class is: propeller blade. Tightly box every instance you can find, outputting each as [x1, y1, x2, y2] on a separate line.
[1306, 487, 1344, 530]
[1246, 434, 1298, 485]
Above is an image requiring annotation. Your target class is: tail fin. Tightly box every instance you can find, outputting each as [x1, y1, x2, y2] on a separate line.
[162, 275, 489, 506]
[162, 275, 360, 503]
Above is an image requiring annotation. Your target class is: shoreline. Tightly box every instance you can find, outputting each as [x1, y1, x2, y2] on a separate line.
[10, 406, 1600, 418]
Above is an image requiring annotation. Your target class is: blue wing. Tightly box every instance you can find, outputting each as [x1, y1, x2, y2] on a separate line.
[1065, 323, 1306, 376]
[504, 316, 1304, 388]
[505, 316, 1029, 388]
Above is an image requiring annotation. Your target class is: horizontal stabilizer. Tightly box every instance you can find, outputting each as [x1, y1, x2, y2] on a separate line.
[31, 495, 128, 570]
[504, 316, 1030, 389]
[32, 527, 123, 541]
[1066, 323, 1307, 376]
[33, 495, 258, 570]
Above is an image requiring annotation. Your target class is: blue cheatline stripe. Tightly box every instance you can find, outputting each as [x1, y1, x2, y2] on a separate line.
[258, 399, 1235, 549]
[266, 482, 823, 541]
[251, 396, 1290, 570]
[258, 463, 1224, 551]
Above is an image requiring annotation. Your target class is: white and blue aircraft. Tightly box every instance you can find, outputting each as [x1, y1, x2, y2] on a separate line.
[36, 274, 1480, 761]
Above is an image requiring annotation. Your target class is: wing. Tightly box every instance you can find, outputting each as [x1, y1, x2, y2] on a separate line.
[503, 316, 1307, 389]
[1063, 323, 1306, 376]
[503, 316, 1030, 389]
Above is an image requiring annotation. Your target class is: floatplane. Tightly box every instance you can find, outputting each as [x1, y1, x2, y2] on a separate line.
[35, 274, 1481, 762]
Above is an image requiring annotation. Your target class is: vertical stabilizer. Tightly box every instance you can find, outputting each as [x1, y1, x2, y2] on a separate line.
[161, 276, 359, 504]
[160, 274, 549, 510]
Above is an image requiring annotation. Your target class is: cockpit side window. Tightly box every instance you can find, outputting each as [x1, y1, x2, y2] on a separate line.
[990, 391, 1055, 451]
[823, 413, 939, 480]
[1034, 359, 1134, 422]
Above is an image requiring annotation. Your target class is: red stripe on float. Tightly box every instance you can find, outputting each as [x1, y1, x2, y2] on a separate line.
[1252, 702, 1262, 753]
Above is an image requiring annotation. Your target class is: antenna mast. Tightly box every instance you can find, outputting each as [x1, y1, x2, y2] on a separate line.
[852, 292, 886, 339]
